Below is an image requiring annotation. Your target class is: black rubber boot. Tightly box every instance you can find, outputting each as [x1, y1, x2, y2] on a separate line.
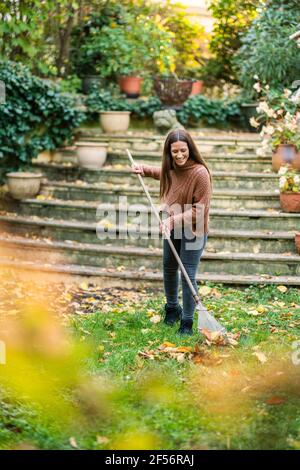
[177, 319, 193, 335]
[163, 303, 182, 326]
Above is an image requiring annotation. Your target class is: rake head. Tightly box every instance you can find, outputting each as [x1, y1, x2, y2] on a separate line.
[196, 301, 227, 335]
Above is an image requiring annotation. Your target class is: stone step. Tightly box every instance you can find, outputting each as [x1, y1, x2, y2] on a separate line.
[13, 198, 300, 231]
[50, 148, 272, 173]
[0, 235, 299, 277]
[2, 256, 299, 287]
[76, 130, 262, 154]
[0, 214, 297, 254]
[40, 181, 280, 210]
[107, 153, 271, 173]
[32, 162, 278, 190]
[78, 129, 261, 142]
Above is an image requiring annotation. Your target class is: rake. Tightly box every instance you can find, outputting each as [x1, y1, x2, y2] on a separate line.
[126, 148, 227, 334]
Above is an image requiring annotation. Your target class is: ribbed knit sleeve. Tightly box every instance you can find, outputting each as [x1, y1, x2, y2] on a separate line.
[172, 166, 211, 235]
[141, 165, 161, 180]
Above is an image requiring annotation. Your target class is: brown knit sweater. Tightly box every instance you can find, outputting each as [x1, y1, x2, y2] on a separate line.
[141, 158, 212, 235]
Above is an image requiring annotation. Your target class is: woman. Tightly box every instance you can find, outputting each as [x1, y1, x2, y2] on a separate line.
[132, 129, 212, 335]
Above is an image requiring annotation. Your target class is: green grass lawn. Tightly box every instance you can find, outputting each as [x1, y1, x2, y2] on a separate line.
[0, 283, 299, 450]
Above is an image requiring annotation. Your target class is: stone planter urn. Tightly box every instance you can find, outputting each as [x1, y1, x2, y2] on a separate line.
[6, 172, 43, 200]
[295, 232, 300, 254]
[100, 111, 131, 133]
[280, 191, 300, 213]
[75, 142, 108, 169]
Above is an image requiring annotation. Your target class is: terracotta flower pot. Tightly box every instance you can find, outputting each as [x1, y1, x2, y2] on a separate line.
[280, 191, 300, 212]
[295, 232, 300, 254]
[119, 76, 142, 98]
[6, 172, 43, 200]
[190, 80, 204, 96]
[272, 144, 300, 172]
[75, 142, 108, 169]
[100, 111, 131, 133]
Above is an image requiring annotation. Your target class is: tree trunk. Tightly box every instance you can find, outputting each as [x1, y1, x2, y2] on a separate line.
[56, 8, 76, 76]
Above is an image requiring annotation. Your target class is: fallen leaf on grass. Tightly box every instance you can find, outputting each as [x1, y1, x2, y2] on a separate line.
[138, 350, 156, 360]
[176, 353, 186, 363]
[150, 315, 161, 324]
[247, 305, 267, 316]
[277, 285, 288, 293]
[96, 436, 109, 445]
[252, 351, 268, 363]
[159, 342, 176, 348]
[266, 396, 286, 405]
[175, 346, 193, 353]
[211, 288, 222, 299]
[272, 301, 287, 309]
[200, 329, 240, 347]
[199, 286, 212, 296]
[69, 437, 78, 449]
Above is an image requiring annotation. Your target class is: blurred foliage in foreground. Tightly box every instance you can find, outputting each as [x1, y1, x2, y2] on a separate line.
[0, 268, 299, 450]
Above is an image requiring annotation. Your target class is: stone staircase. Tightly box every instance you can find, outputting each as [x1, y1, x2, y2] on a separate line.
[0, 130, 300, 286]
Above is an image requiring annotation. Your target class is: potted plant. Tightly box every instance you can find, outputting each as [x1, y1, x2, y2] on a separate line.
[75, 142, 108, 169]
[278, 166, 300, 213]
[256, 111, 300, 171]
[6, 172, 43, 200]
[86, 89, 132, 133]
[184, 67, 204, 96]
[73, 10, 176, 100]
[118, 74, 143, 99]
[190, 79, 204, 96]
[253, 85, 300, 169]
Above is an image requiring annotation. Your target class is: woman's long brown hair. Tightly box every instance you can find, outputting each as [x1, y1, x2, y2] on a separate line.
[160, 129, 212, 199]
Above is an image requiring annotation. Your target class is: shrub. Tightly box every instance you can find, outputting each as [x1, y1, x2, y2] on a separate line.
[85, 86, 241, 128]
[234, 0, 300, 99]
[71, 7, 175, 80]
[0, 61, 85, 181]
[203, 0, 258, 85]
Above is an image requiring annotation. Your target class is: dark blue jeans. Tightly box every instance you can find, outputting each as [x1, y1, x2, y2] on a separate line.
[163, 229, 208, 321]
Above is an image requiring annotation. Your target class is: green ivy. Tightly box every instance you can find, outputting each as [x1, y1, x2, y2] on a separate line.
[85, 87, 161, 119]
[177, 94, 241, 127]
[0, 61, 85, 181]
